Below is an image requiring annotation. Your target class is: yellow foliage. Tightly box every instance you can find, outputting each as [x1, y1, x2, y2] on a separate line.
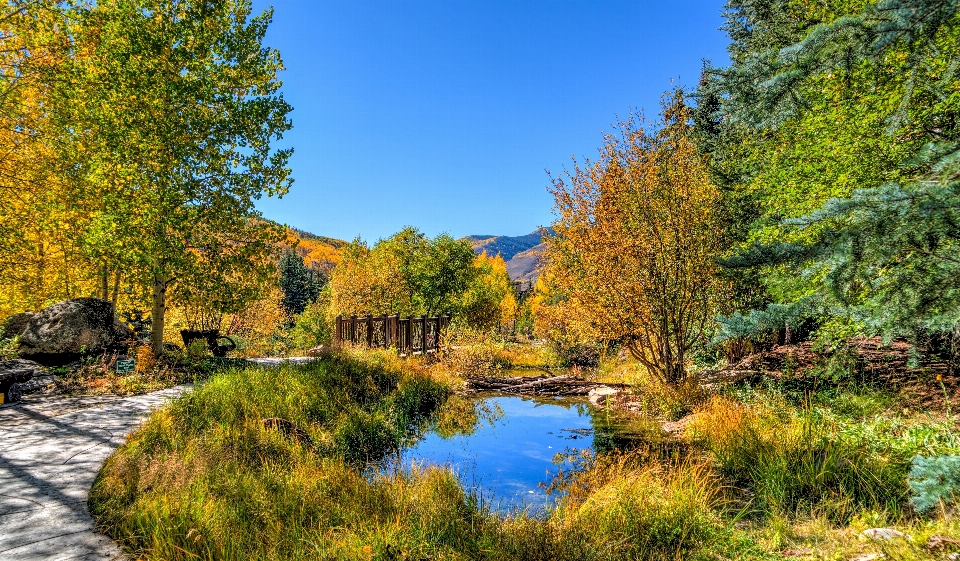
[530, 271, 598, 353]
[459, 252, 515, 331]
[0, 4, 99, 318]
[328, 240, 408, 317]
[545, 92, 726, 384]
[282, 228, 343, 272]
[135, 345, 156, 374]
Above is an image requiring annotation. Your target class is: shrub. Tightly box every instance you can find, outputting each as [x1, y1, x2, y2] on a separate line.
[688, 396, 907, 521]
[909, 455, 960, 514]
[441, 331, 512, 375]
[335, 410, 400, 464]
[621, 368, 706, 421]
[555, 340, 603, 368]
[288, 293, 333, 350]
[0, 335, 18, 359]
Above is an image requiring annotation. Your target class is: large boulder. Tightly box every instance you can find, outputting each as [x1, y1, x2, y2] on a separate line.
[1, 312, 33, 339]
[17, 299, 134, 366]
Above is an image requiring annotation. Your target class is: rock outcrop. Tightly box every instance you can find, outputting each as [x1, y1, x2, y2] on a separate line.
[17, 299, 133, 366]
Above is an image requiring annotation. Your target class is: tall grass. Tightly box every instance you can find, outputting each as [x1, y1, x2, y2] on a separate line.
[492, 454, 764, 561]
[556, 458, 728, 559]
[91, 350, 769, 560]
[90, 351, 480, 560]
[688, 396, 909, 521]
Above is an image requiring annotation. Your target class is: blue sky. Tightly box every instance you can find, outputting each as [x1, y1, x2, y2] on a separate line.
[250, 0, 731, 242]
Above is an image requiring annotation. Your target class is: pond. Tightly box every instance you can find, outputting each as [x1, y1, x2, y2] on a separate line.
[394, 391, 649, 513]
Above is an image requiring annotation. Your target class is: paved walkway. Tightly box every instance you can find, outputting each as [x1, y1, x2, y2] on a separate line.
[0, 386, 187, 561]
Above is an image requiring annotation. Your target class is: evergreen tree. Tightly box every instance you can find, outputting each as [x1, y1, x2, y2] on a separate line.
[707, 0, 960, 338]
[279, 249, 323, 317]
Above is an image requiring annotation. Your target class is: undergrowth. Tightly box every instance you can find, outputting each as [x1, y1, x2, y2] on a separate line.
[90, 347, 960, 560]
[90, 350, 768, 560]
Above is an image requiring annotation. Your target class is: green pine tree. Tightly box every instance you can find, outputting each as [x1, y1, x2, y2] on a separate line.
[706, 0, 960, 342]
[279, 249, 324, 317]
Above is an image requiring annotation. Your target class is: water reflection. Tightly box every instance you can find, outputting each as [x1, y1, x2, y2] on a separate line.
[396, 393, 643, 513]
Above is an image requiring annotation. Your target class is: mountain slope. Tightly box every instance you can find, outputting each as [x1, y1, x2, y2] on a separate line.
[466, 231, 545, 262]
[505, 243, 544, 283]
[283, 228, 347, 273]
[466, 230, 548, 282]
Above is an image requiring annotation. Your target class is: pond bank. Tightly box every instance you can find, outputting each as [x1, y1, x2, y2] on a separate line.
[462, 372, 628, 398]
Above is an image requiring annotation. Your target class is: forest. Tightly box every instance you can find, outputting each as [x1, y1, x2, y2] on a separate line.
[2, 0, 960, 560]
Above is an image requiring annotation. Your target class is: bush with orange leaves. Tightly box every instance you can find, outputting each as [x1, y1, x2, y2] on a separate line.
[545, 92, 726, 385]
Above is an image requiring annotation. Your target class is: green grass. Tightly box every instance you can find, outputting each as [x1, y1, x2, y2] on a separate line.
[89, 350, 468, 560]
[90, 349, 959, 560]
[90, 350, 767, 560]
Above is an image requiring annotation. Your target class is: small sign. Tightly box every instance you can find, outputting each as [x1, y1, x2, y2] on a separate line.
[116, 359, 136, 374]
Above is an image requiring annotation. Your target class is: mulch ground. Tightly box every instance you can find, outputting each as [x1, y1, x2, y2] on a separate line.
[711, 337, 959, 411]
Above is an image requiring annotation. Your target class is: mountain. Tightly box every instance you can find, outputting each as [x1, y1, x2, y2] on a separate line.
[279, 224, 548, 282]
[466, 231, 544, 261]
[283, 227, 347, 273]
[466, 230, 548, 282]
[504, 243, 545, 283]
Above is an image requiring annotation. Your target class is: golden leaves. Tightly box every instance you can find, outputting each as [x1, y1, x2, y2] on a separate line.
[543, 92, 725, 383]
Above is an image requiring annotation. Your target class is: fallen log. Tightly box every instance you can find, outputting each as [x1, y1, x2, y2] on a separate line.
[500, 374, 574, 393]
[462, 374, 627, 397]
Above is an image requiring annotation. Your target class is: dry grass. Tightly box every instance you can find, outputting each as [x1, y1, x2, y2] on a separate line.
[89, 341, 960, 560]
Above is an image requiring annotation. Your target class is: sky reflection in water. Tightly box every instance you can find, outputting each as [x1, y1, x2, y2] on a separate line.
[400, 395, 598, 513]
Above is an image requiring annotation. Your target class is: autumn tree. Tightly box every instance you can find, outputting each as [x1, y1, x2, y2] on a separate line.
[529, 269, 599, 359]
[458, 252, 516, 331]
[62, 0, 293, 355]
[546, 92, 725, 385]
[329, 228, 476, 319]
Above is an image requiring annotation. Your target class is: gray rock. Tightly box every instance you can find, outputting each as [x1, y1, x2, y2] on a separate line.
[588, 386, 620, 408]
[0, 360, 42, 404]
[17, 374, 56, 395]
[662, 414, 696, 434]
[17, 299, 133, 366]
[860, 528, 907, 541]
[0, 359, 45, 376]
[1, 312, 33, 339]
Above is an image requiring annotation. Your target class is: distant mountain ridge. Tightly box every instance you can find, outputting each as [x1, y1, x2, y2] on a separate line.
[467, 230, 549, 282]
[280, 223, 547, 282]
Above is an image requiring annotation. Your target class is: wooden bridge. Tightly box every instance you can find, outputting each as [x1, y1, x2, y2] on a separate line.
[334, 313, 452, 355]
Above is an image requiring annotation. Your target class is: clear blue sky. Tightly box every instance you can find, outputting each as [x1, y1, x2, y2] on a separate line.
[250, 0, 731, 242]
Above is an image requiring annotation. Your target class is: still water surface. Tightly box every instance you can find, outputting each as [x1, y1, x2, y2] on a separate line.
[399, 394, 624, 513]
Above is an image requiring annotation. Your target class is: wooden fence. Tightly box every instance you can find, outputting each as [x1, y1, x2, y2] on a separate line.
[335, 313, 452, 355]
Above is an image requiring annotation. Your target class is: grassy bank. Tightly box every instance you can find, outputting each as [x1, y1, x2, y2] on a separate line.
[90, 350, 768, 560]
[90, 349, 959, 560]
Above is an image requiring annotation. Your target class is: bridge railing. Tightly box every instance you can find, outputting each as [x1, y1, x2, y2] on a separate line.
[334, 313, 452, 355]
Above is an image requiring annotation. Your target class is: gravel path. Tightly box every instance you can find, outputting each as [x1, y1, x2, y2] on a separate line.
[0, 386, 187, 561]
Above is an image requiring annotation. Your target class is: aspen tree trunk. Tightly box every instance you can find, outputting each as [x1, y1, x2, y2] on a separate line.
[100, 265, 109, 301]
[110, 270, 121, 308]
[151, 275, 169, 357]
